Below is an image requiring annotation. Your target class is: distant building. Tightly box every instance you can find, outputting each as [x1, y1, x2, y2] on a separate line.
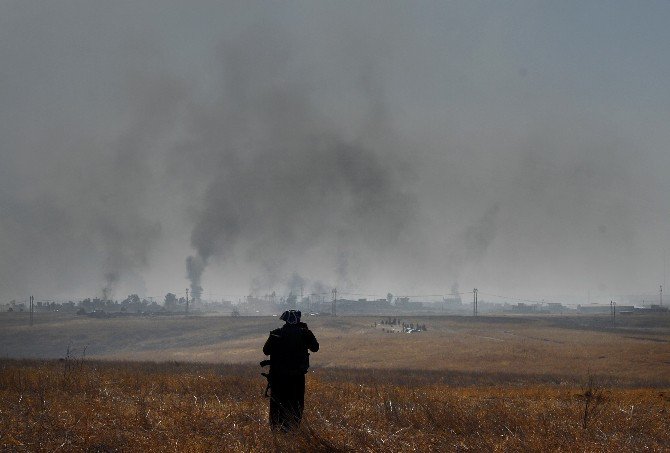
[336, 298, 391, 313]
[241, 296, 278, 315]
[395, 297, 410, 306]
[636, 304, 669, 313]
[577, 305, 615, 314]
[511, 303, 540, 313]
[545, 302, 573, 313]
[443, 296, 462, 307]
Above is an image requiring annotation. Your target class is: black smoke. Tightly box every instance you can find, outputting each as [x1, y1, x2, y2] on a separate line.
[170, 27, 416, 299]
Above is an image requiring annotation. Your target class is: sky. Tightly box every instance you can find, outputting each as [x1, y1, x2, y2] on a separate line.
[1, 1, 670, 304]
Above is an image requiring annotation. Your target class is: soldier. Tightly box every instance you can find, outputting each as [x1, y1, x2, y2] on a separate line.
[263, 310, 319, 431]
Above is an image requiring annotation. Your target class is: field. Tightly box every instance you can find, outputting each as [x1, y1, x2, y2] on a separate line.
[1, 313, 669, 451]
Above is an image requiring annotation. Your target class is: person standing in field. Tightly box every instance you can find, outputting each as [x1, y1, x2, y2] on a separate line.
[263, 310, 319, 431]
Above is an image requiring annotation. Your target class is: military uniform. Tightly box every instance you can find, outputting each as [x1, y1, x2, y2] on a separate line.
[263, 311, 319, 431]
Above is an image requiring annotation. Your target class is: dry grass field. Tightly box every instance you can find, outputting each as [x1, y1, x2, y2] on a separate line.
[1, 312, 669, 451]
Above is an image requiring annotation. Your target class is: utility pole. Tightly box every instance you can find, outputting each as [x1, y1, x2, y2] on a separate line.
[610, 300, 616, 326]
[331, 288, 337, 316]
[185, 288, 189, 314]
[473, 288, 478, 316]
[29, 295, 34, 326]
[660, 285, 663, 307]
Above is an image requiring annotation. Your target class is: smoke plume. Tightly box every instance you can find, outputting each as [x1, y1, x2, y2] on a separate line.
[172, 28, 416, 299]
[2, 2, 670, 300]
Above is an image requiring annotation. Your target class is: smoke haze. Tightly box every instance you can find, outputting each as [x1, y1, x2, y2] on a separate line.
[180, 39, 415, 298]
[2, 2, 670, 302]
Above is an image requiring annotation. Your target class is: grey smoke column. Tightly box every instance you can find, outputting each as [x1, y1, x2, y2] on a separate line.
[179, 33, 415, 296]
[4, 2, 668, 300]
[186, 255, 206, 301]
[184, 133, 414, 297]
[0, 50, 179, 299]
[102, 272, 119, 301]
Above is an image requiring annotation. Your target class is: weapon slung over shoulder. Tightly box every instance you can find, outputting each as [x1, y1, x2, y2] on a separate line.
[260, 360, 272, 397]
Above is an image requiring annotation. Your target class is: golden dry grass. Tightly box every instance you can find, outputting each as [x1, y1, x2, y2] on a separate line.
[2, 313, 669, 387]
[1, 359, 669, 452]
[1, 313, 669, 451]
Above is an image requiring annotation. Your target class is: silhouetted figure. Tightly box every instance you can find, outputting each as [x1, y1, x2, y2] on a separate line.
[263, 310, 319, 431]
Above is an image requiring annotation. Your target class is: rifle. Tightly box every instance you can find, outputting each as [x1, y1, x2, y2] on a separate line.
[260, 359, 271, 397]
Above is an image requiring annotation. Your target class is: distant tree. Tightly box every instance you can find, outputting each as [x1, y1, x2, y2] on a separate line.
[122, 294, 142, 312]
[139, 299, 150, 312]
[387, 293, 393, 304]
[164, 293, 178, 310]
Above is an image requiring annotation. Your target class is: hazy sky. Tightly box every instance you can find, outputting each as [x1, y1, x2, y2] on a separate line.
[2, 1, 670, 303]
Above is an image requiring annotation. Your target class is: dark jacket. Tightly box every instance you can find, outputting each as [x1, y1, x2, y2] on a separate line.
[263, 322, 319, 376]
